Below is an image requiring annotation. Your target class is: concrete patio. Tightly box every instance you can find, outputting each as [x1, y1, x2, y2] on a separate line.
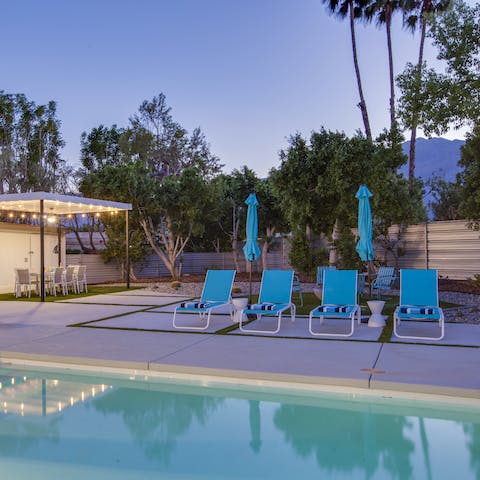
[0, 289, 479, 401]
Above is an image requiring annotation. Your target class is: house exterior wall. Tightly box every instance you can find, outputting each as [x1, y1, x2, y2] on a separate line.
[0, 223, 66, 293]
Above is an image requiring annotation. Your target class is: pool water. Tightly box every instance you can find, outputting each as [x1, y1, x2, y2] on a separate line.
[0, 366, 479, 479]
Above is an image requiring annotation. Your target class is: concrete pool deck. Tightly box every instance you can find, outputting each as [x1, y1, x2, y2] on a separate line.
[0, 291, 479, 401]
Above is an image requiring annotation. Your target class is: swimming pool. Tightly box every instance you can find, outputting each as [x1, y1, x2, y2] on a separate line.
[0, 365, 479, 479]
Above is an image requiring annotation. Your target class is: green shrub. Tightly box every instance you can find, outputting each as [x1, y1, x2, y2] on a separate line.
[335, 224, 364, 270]
[289, 230, 328, 276]
[232, 286, 242, 294]
[170, 281, 181, 290]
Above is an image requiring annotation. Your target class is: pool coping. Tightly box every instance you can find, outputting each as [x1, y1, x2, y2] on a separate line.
[1, 350, 479, 407]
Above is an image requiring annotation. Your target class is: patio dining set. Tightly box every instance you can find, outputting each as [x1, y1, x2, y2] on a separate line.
[14, 265, 88, 298]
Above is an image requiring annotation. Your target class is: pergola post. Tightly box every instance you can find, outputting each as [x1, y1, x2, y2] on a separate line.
[40, 199, 45, 302]
[125, 209, 130, 288]
[57, 218, 62, 267]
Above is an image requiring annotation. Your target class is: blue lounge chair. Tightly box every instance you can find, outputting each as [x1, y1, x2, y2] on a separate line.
[292, 273, 303, 307]
[317, 266, 336, 287]
[172, 270, 236, 330]
[371, 266, 396, 299]
[393, 269, 444, 340]
[239, 269, 295, 334]
[309, 269, 361, 337]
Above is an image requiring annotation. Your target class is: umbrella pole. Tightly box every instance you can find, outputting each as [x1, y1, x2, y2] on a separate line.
[367, 260, 375, 296]
[249, 260, 252, 303]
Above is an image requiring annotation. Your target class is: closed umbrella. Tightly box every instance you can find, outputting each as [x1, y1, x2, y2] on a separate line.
[355, 185, 375, 290]
[243, 193, 261, 302]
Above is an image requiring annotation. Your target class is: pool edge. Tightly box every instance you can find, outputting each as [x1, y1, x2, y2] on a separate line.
[1, 350, 479, 407]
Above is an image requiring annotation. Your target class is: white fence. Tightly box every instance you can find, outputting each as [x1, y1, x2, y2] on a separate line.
[375, 220, 480, 279]
[66, 220, 480, 283]
[66, 251, 292, 284]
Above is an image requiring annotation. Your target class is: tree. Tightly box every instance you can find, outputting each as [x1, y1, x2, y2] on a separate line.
[271, 128, 425, 272]
[458, 124, 480, 229]
[0, 91, 67, 193]
[139, 168, 220, 279]
[256, 177, 288, 270]
[397, 0, 479, 182]
[78, 93, 223, 279]
[401, 0, 451, 181]
[80, 125, 124, 171]
[322, 0, 373, 139]
[426, 174, 462, 220]
[365, 0, 402, 131]
[79, 161, 155, 276]
[127, 93, 221, 179]
[213, 167, 258, 271]
[427, 0, 480, 128]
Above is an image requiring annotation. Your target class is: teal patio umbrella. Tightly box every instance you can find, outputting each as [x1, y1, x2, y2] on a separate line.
[243, 193, 261, 301]
[355, 184, 374, 262]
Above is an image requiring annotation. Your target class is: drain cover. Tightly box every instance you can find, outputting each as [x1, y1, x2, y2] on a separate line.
[360, 368, 385, 374]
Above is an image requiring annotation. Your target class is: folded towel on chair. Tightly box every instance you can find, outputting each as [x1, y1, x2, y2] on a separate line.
[316, 305, 351, 313]
[399, 306, 436, 315]
[246, 303, 277, 311]
[179, 301, 211, 309]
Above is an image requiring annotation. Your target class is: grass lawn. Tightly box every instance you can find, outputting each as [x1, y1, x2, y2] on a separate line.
[0, 286, 142, 302]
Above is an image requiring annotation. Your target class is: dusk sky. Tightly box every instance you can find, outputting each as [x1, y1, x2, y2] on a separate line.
[1, 0, 464, 177]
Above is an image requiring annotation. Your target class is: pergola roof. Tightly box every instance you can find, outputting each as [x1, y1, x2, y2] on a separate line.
[0, 192, 132, 215]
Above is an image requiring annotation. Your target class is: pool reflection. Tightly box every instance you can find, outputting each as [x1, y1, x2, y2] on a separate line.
[273, 402, 415, 479]
[0, 368, 479, 479]
[92, 387, 223, 465]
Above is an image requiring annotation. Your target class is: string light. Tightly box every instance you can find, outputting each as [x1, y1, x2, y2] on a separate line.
[8, 213, 14, 218]
[20, 213, 26, 219]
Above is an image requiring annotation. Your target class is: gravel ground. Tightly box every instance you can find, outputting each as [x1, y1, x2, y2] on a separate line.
[137, 281, 480, 325]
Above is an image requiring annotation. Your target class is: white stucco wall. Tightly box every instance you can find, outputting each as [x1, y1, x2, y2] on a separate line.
[0, 223, 66, 294]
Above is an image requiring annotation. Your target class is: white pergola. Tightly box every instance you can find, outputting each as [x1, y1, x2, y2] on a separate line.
[0, 192, 132, 301]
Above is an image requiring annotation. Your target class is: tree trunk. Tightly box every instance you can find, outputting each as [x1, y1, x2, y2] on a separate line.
[329, 220, 339, 266]
[139, 215, 189, 281]
[349, 0, 372, 140]
[122, 263, 138, 282]
[231, 205, 241, 272]
[261, 226, 275, 271]
[232, 237, 241, 272]
[386, 8, 395, 130]
[261, 241, 268, 271]
[409, 17, 427, 185]
[71, 217, 88, 253]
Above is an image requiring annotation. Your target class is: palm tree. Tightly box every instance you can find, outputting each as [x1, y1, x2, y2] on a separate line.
[403, 0, 451, 181]
[323, 0, 372, 140]
[365, 0, 402, 132]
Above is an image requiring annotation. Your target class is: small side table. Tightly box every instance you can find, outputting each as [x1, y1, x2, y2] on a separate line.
[313, 288, 322, 301]
[232, 297, 248, 323]
[367, 300, 387, 327]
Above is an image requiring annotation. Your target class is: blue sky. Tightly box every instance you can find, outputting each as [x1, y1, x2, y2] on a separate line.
[1, 0, 464, 177]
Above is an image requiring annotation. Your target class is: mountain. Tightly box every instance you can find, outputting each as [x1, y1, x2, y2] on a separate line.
[400, 137, 465, 182]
